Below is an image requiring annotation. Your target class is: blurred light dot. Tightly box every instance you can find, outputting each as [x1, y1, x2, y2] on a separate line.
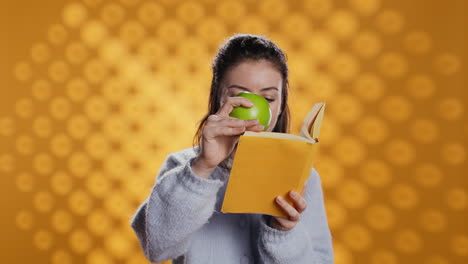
[68, 151, 92, 178]
[303, 31, 337, 62]
[326, 10, 359, 39]
[31, 80, 52, 101]
[48, 24, 68, 45]
[441, 142, 465, 165]
[50, 170, 73, 196]
[438, 97, 463, 120]
[177, 1, 205, 25]
[342, 224, 372, 251]
[15, 134, 35, 155]
[414, 163, 442, 188]
[65, 42, 89, 65]
[258, 0, 288, 22]
[324, 199, 347, 230]
[13, 61, 32, 81]
[365, 204, 395, 231]
[395, 230, 422, 253]
[104, 190, 133, 217]
[66, 78, 90, 102]
[30, 42, 51, 63]
[434, 53, 461, 75]
[84, 59, 109, 84]
[196, 17, 227, 48]
[137, 1, 165, 27]
[84, 95, 110, 122]
[352, 73, 385, 101]
[16, 210, 34, 230]
[329, 52, 360, 81]
[446, 187, 467, 210]
[315, 156, 344, 188]
[337, 179, 369, 209]
[67, 114, 91, 140]
[51, 209, 74, 234]
[0, 116, 15, 136]
[333, 136, 366, 166]
[303, 0, 333, 19]
[420, 208, 446, 233]
[69, 189, 93, 216]
[16, 171, 34, 192]
[15, 97, 35, 118]
[70, 229, 93, 254]
[86, 171, 112, 198]
[99, 38, 128, 64]
[376, 9, 404, 34]
[33, 229, 54, 250]
[100, 3, 125, 27]
[355, 116, 388, 144]
[236, 15, 268, 36]
[352, 30, 382, 59]
[425, 256, 449, 264]
[50, 133, 73, 158]
[385, 139, 415, 166]
[404, 31, 432, 54]
[330, 94, 362, 123]
[310, 73, 338, 100]
[157, 19, 186, 45]
[33, 191, 55, 213]
[378, 52, 408, 79]
[120, 20, 146, 46]
[350, 0, 381, 16]
[0, 154, 14, 172]
[85, 132, 112, 160]
[81, 20, 108, 47]
[33, 152, 55, 175]
[216, 0, 246, 25]
[360, 159, 392, 187]
[48, 60, 70, 83]
[50, 96, 72, 120]
[63, 2, 88, 28]
[390, 183, 419, 209]
[86, 248, 114, 264]
[87, 209, 114, 237]
[406, 74, 436, 99]
[104, 230, 133, 259]
[370, 249, 398, 264]
[380, 95, 412, 122]
[451, 234, 468, 256]
[51, 250, 73, 264]
[410, 119, 439, 144]
[33, 116, 53, 138]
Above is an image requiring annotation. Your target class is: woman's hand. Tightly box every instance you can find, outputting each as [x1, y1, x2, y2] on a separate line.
[192, 96, 264, 178]
[270, 184, 308, 231]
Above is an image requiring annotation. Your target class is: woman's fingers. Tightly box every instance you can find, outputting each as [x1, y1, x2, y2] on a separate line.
[216, 97, 254, 117]
[275, 196, 301, 221]
[289, 190, 307, 213]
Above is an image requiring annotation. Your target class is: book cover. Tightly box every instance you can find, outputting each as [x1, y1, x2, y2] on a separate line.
[221, 102, 326, 217]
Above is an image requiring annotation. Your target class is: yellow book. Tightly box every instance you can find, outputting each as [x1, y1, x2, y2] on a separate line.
[221, 102, 326, 218]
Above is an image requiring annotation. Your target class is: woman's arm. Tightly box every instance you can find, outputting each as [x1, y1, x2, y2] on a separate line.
[257, 168, 334, 264]
[129, 152, 224, 263]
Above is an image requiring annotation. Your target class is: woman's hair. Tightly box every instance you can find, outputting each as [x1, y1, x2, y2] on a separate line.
[192, 34, 291, 170]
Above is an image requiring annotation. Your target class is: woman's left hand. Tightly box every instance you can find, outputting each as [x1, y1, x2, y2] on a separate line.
[270, 185, 307, 231]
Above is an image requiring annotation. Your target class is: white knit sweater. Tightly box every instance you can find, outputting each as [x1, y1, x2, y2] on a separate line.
[130, 146, 334, 264]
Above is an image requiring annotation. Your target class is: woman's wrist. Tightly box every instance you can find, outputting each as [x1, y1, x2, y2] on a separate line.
[191, 156, 217, 179]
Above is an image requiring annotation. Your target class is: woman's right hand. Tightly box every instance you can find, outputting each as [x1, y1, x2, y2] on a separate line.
[192, 96, 265, 178]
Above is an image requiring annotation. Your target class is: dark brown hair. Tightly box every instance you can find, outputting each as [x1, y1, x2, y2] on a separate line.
[192, 34, 291, 170]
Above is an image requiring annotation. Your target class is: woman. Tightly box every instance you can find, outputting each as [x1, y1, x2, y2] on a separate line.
[130, 34, 334, 264]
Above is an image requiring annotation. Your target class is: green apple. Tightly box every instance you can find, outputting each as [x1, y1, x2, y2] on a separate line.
[229, 92, 271, 131]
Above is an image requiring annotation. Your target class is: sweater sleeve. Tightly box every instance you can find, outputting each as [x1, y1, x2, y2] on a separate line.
[257, 168, 334, 264]
[129, 152, 225, 263]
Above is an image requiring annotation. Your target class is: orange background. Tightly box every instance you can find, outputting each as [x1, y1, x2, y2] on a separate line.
[1, 0, 466, 263]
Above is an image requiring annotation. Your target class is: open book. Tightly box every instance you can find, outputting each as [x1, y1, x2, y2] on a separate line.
[221, 102, 326, 217]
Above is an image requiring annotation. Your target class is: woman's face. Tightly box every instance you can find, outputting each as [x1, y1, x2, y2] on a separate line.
[219, 59, 283, 132]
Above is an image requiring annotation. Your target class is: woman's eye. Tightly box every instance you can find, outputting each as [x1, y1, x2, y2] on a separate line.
[265, 98, 275, 102]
